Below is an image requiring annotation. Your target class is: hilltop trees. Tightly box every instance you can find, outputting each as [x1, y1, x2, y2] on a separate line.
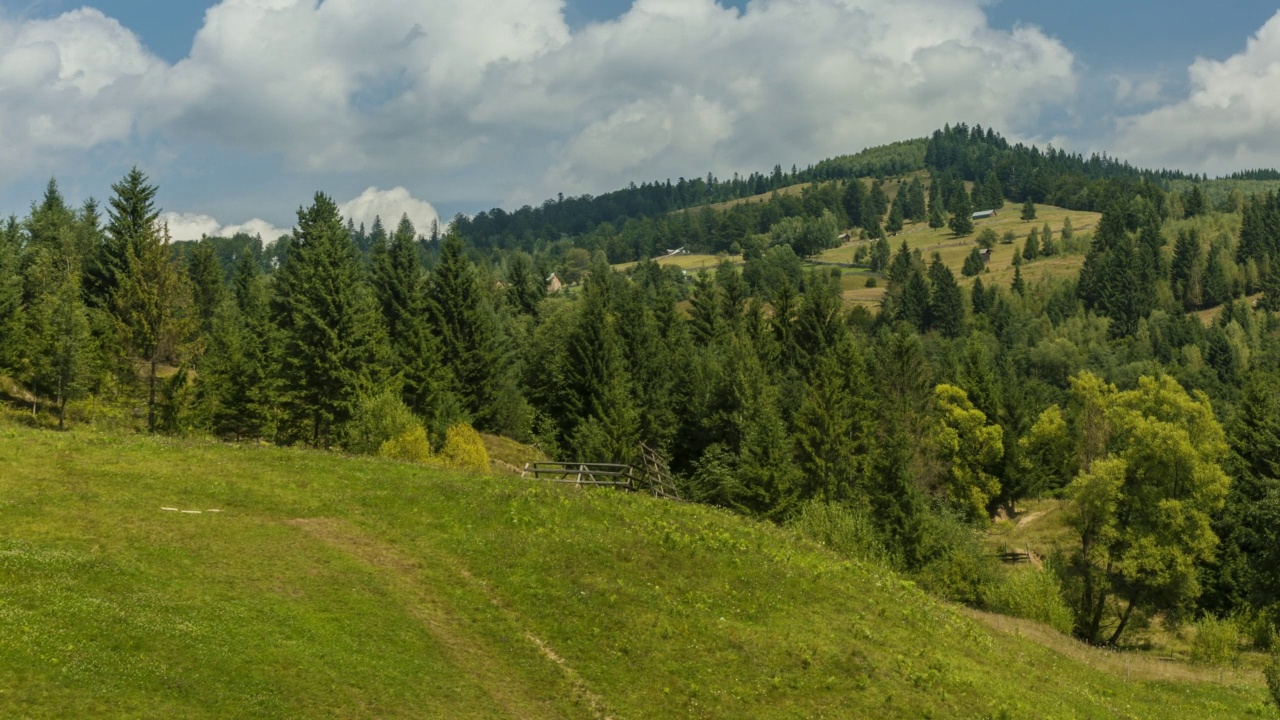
[949, 192, 974, 237]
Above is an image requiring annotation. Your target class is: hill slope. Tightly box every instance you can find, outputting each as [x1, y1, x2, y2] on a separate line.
[0, 426, 1269, 718]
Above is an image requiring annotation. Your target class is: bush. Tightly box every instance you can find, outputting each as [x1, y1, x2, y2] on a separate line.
[787, 500, 886, 563]
[1189, 615, 1241, 668]
[345, 389, 418, 455]
[982, 567, 1073, 634]
[439, 423, 490, 473]
[1265, 651, 1280, 713]
[864, 277, 877, 288]
[914, 507, 999, 605]
[380, 425, 434, 464]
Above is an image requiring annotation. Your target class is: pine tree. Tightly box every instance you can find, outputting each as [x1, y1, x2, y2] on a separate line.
[904, 176, 928, 221]
[982, 170, 1005, 209]
[869, 236, 891, 273]
[1023, 228, 1040, 261]
[186, 241, 226, 337]
[842, 179, 866, 229]
[273, 193, 388, 446]
[425, 229, 519, 433]
[1061, 216, 1074, 242]
[90, 167, 160, 309]
[886, 197, 905, 234]
[1020, 198, 1037, 221]
[949, 192, 974, 236]
[26, 236, 94, 428]
[867, 180, 889, 221]
[1040, 222, 1055, 256]
[1171, 228, 1203, 310]
[928, 196, 947, 229]
[792, 340, 873, 502]
[1011, 264, 1026, 296]
[900, 266, 931, 332]
[928, 254, 964, 337]
[971, 276, 991, 314]
[962, 247, 985, 277]
[371, 215, 449, 425]
[0, 217, 22, 372]
[563, 274, 640, 462]
[115, 220, 195, 433]
[505, 251, 544, 315]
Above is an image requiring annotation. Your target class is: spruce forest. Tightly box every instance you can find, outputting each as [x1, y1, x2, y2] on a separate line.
[5, 124, 1280, 714]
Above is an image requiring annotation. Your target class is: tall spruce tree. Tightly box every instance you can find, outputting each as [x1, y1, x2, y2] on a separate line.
[426, 229, 518, 433]
[273, 193, 388, 446]
[842, 178, 866, 229]
[372, 215, 449, 424]
[949, 192, 974, 236]
[928, 254, 964, 338]
[91, 167, 160, 309]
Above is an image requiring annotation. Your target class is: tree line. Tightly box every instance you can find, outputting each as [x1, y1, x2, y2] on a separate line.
[2, 159, 1280, 652]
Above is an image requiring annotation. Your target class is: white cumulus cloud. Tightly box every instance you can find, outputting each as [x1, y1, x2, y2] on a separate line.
[1115, 10, 1280, 175]
[338, 187, 441, 237]
[4, 0, 1081, 215]
[161, 211, 290, 243]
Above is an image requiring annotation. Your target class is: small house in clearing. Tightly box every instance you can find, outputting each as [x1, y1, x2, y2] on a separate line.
[972, 210, 997, 220]
[546, 273, 563, 294]
[980, 248, 992, 264]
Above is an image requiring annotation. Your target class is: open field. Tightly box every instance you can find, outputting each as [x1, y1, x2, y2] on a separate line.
[815, 202, 1103, 309]
[0, 424, 1270, 718]
[614, 252, 743, 274]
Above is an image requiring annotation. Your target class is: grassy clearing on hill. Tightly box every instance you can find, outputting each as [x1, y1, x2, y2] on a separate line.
[0, 425, 1271, 718]
[814, 203, 1103, 309]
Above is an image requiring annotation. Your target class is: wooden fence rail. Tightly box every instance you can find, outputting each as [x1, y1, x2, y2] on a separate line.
[522, 445, 683, 502]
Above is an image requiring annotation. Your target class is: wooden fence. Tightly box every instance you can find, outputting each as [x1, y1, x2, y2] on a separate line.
[522, 444, 683, 501]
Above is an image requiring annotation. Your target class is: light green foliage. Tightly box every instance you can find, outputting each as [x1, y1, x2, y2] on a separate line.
[787, 500, 886, 563]
[439, 422, 490, 473]
[1055, 372, 1232, 645]
[345, 389, 418, 456]
[933, 384, 1004, 521]
[1018, 405, 1074, 497]
[1189, 616, 1242, 668]
[1266, 651, 1280, 713]
[915, 507, 999, 604]
[983, 568, 1075, 634]
[380, 424, 434, 464]
[977, 227, 998, 250]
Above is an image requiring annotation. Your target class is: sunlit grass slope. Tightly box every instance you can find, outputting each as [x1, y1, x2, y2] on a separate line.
[0, 426, 1269, 718]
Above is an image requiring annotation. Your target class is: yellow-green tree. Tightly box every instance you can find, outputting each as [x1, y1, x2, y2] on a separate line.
[933, 384, 1004, 521]
[1043, 373, 1231, 644]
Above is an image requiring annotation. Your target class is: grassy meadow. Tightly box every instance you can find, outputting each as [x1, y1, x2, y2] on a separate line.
[0, 424, 1273, 718]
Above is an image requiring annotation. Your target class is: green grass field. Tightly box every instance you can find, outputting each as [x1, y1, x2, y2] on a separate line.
[0, 425, 1272, 718]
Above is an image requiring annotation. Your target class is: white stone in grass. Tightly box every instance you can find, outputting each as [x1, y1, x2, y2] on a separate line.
[181, 510, 203, 514]
[161, 507, 180, 512]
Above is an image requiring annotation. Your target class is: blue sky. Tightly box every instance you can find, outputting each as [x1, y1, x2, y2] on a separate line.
[2, 0, 1280, 239]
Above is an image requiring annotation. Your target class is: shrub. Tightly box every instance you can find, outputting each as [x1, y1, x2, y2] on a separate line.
[345, 389, 418, 455]
[1189, 615, 1241, 668]
[439, 423, 490, 473]
[380, 425, 434, 464]
[1265, 651, 1280, 713]
[864, 277, 877, 288]
[983, 567, 1073, 634]
[914, 507, 998, 605]
[787, 500, 886, 563]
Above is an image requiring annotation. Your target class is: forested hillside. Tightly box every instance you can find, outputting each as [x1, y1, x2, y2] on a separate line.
[3, 125, 1280, 695]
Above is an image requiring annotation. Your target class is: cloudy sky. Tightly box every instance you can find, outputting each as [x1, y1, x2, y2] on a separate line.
[2, 0, 1279, 241]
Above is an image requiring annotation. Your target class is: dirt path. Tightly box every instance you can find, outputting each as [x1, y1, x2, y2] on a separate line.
[1017, 510, 1047, 527]
[290, 518, 608, 720]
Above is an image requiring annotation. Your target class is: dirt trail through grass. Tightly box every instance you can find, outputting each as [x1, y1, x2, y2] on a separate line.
[290, 518, 605, 720]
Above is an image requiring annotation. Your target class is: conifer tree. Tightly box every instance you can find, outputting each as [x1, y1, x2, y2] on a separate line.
[928, 254, 964, 338]
[869, 236, 891, 273]
[1061, 216, 1074, 242]
[900, 266, 931, 332]
[904, 176, 928, 221]
[563, 274, 639, 462]
[115, 220, 195, 433]
[1011, 264, 1026, 296]
[426, 229, 519, 433]
[792, 339, 873, 502]
[842, 178, 866, 229]
[928, 191, 947, 229]
[949, 192, 974, 236]
[962, 247, 985, 277]
[372, 215, 450, 426]
[26, 235, 94, 428]
[1171, 228, 1204, 310]
[867, 180, 889, 221]
[1023, 228, 1040, 261]
[971, 277, 990, 315]
[186, 241, 226, 337]
[273, 193, 388, 446]
[1020, 198, 1037, 221]
[886, 197, 905, 234]
[505, 251, 544, 316]
[0, 217, 22, 372]
[91, 167, 160, 309]
[1041, 222, 1055, 256]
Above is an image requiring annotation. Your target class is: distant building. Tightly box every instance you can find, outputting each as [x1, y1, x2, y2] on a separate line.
[838, 232, 852, 242]
[980, 248, 992, 264]
[972, 210, 997, 220]
[663, 247, 689, 257]
[546, 273, 563, 293]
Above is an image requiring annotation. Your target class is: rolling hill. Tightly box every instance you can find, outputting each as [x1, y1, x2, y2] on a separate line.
[0, 424, 1269, 718]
